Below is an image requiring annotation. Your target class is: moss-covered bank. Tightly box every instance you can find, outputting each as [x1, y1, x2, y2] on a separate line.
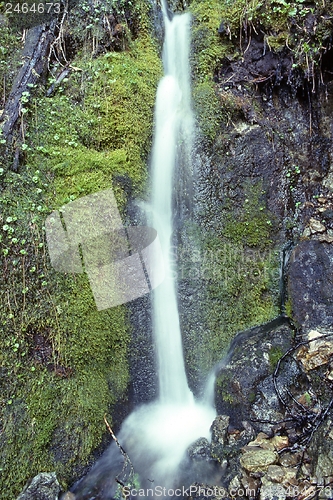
[0, 1, 162, 496]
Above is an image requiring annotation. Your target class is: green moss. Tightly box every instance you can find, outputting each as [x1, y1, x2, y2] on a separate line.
[190, 0, 333, 70]
[29, 37, 162, 210]
[181, 231, 279, 377]
[190, 0, 231, 82]
[0, 169, 131, 494]
[192, 81, 224, 140]
[223, 182, 275, 248]
[189, 0, 333, 138]
[248, 391, 256, 403]
[303, 391, 311, 406]
[284, 297, 293, 319]
[268, 346, 283, 369]
[216, 373, 235, 404]
[266, 31, 289, 52]
[0, 23, 22, 102]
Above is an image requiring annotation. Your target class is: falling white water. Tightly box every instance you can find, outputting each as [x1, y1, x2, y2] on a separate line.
[117, 5, 216, 491]
[71, 6, 216, 499]
[150, 10, 194, 405]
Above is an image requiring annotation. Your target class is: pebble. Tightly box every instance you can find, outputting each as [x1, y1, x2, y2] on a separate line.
[297, 331, 333, 370]
[270, 435, 289, 451]
[318, 233, 333, 243]
[247, 432, 274, 451]
[279, 451, 302, 467]
[309, 218, 326, 233]
[61, 493, 76, 500]
[266, 465, 285, 483]
[302, 227, 311, 237]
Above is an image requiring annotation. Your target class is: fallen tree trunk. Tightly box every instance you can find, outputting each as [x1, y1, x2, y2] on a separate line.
[0, 20, 57, 142]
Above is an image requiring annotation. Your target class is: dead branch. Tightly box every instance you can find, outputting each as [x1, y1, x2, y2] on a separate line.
[104, 415, 136, 493]
[48, 3, 69, 71]
[0, 20, 57, 143]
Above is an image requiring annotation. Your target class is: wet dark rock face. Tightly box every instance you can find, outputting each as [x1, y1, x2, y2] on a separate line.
[196, 31, 333, 496]
[128, 294, 157, 406]
[216, 33, 293, 90]
[288, 240, 333, 330]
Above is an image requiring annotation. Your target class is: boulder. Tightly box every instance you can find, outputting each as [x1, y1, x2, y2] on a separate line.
[240, 449, 278, 472]
[188, 437, 212, 462]
[214, 319, 300, 430]
[16, 472, 61, 500]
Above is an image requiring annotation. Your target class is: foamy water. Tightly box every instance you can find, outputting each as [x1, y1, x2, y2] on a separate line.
[118, 401, 216, 490]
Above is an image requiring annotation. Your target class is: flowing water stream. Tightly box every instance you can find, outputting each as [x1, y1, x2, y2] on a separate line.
[71, 4, 216, 499]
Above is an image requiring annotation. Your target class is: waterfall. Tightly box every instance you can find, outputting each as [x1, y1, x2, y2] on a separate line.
[151, 9, 194, 405]
[70, 5, 216, 499]
[114, 6, 216, 490]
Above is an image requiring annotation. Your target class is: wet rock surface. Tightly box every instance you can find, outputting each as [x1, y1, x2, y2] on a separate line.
[209, 304, 333, 500]
[16, 472, 61, 500]
[214, 319, 306, 429]
[288, 240, 333, 330]
[188, 437, 213, 462]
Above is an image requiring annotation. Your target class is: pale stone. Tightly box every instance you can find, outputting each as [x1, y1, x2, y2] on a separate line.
[271, 435, 289, 451]
[309, 218, 326, 233]
[279, 451, 302, 467]
[308, 330, 323, 351]
[297, 330, 333, 371]
[247, 432, 270, 448]
[266, 465, 297, 484]
[318, 234, 333, 243]
[61, 494, 76, 500]
[323, 171, 333, 191]
[266, 465, 285, 483]
[302, 227, 311, 237]
[240, 449, 277, 472]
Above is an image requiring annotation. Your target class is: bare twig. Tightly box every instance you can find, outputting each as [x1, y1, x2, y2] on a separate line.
[104, 415, 136, 492]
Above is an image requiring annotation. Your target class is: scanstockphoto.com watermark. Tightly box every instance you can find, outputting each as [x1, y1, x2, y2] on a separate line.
[45, 188, 165, 311]
[122, 485, 231, 498]
[45, 188, 279, 311]
[122, 484, 333, 498]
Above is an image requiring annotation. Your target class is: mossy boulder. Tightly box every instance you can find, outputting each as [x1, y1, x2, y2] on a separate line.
[214, 320, 298, 429]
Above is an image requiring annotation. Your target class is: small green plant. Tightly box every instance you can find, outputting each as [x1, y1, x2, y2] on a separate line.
[269, 346, 283, 369]
[303, 392, 312, 405]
